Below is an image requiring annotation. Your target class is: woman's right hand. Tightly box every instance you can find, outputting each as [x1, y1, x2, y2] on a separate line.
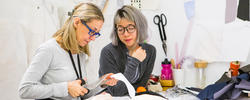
[68, 80, 88, 98]
[131, 47, 146, 62]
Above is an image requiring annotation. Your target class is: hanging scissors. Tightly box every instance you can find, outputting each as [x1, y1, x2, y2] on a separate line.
[154, 13, 167, 56]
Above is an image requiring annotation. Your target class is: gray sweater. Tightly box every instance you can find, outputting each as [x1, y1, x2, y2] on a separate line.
[18, 38, 87, 100]
[99, 42, 156, 96]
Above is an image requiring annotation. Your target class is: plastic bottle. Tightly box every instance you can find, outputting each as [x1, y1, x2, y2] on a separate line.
[161, 59, 173, 80]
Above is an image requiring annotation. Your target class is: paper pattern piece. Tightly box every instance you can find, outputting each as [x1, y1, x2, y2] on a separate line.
[221, 19, 250, 61]
[225, 0, 238, 23]
[111, 73, 136, 98]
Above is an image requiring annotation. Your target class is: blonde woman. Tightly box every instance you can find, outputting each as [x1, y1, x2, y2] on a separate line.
[19, 3, 117, 100]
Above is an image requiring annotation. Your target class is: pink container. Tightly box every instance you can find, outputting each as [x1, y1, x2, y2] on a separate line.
[161, 64, 173, 80]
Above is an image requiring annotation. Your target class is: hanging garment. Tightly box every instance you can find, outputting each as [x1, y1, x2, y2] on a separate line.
[184, 0, 195, 20]
[225, 0, 238, 23]
[237, 0, 250, 21]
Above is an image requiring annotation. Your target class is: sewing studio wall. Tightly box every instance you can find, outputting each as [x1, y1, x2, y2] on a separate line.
[1, 0, 250, 100]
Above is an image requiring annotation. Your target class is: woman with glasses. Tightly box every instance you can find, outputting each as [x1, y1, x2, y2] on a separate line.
[99, 5, 156, 96]
[19, 3, 117, 100]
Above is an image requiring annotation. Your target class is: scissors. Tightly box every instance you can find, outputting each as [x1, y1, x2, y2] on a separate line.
[154, 13, 167, 56]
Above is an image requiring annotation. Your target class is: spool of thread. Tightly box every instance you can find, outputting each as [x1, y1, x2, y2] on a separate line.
[230, 61, 240, 76]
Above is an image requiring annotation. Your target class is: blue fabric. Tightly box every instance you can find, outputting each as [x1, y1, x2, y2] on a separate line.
[199, 65, 250, 99]
[198, 73, 250, 100]
[197, 82, 227, 100]
[237, 73, 249, 80]
[213, 83, 234, 99]
[184, 0, 195, 20]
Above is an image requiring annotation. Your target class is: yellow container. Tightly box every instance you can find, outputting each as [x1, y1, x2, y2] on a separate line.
[160, 79, 174, 87]
[194, 61, 208, 68]
[162, 86, 172, 91]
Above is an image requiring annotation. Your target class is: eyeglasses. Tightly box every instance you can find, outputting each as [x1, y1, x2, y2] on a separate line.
[116, 24, 136, 35]
[81, 20, 101, 38]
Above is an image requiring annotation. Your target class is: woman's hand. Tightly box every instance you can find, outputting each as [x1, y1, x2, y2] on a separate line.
[131, 47, 146, 62]
[103, 73, 118, 86]
[68, 80, 88, 98]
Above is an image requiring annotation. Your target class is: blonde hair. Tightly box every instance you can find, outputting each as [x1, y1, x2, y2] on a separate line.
[53, 3, 104, 56]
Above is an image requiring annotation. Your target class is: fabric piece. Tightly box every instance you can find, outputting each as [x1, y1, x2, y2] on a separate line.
[204, 73, 250, 100]
[239, 64, 250, 74]
[111, 73, 136, 98]
[214, 74, 247, 99]
[237, 0, 250, 21]
[215, 72, 232, 83]
[236, 73, 249, 81]
[225, 0, 238, 23]
[231, 88, 242, 99]
[235, 79, 250, 90]
[184, 0, 195, 20]
[213, 83, 234, 99]
[197, 82, 227, 100]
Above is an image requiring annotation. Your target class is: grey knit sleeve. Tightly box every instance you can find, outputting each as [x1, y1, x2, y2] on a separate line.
[18, 45, 68, 99]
